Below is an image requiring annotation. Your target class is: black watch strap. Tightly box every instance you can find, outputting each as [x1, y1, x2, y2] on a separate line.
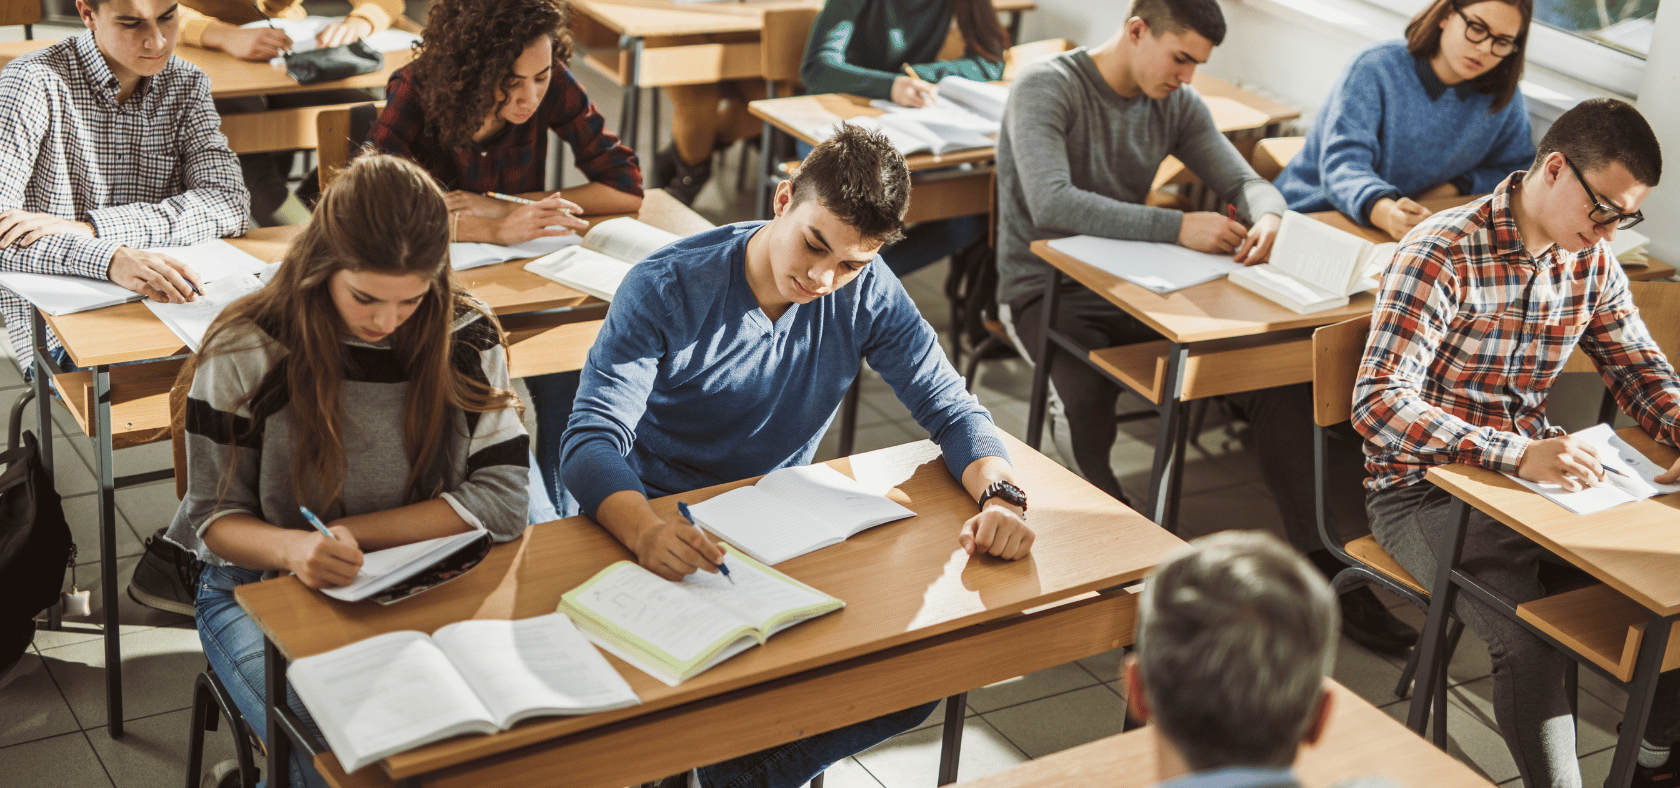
[979, 480, 1027, 515]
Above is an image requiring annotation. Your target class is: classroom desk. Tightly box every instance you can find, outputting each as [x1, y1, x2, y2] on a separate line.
[0, 39, 414, 154]
[952, 681, 1496, 788]
[28, 189, 709, 738]
[237, 435, 1185, 788]
[569, 0, 1034, 181]
[1023, 239, 1373, 531]
[1418, 427, 1680, 788]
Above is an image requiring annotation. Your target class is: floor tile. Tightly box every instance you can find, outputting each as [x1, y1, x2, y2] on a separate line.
[114, 480, 185, 539]
[1386, 603, 1495, 686]
[1075, 646, 1127, 684]
[86, 708, 240, 788]
[981, 683, 1129, 759]
[33, 553, 192, 651]
[39, 623, 204, 729]
[1172, 483, 1287, 543]
[855, 715, 1027, 788]
[62, 490, 142, 570]
[69, 438, 174, 486]
[907, 695, 979, 734]
[49, 434, 99, 497]
[1378, 680, 1514, 784]
[0, 651, 82, 748]
[0, 731, 115, 787]
[810, 756, 884, 788]
[1577, 745, 1617, 788]
[1330, 636, 1408, 710]
[964, 662, 1101, 714]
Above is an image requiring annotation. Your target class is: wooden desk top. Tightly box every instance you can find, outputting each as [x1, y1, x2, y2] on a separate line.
[238, 435, 1184, 777]
[573, 0, 1032, 37]
[954, 681, 1495, 788]
[0, 39, 412, 99]
[1190, 72, 1301, 129]
[1029, 239, 1374, 345]
[1426, 427, 1680, 617]
[46, 189, 711, 368]
[1306, 196, 1677, 282]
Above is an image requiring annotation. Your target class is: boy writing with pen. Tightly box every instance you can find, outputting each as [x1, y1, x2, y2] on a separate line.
[561, 125, 1029, 788]
[366, 0, 643, 523]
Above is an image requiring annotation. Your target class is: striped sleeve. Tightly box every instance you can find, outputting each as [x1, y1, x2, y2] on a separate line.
[439, 314, 531, 542]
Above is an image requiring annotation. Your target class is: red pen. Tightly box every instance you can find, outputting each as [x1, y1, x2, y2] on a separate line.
[1227, 204, 1239, 223]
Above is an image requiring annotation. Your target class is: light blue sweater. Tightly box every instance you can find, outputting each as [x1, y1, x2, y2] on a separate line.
[1274, 40, 1535, 224]
[560, 222, 1006, 516]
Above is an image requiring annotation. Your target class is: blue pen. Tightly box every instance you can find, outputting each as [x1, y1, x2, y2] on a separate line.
[299, 506, 337, 540]
[677, 501, 732, 583]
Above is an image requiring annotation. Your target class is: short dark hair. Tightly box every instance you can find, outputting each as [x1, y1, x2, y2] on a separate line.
[788, 125, 910, 246]
[1405, 0, 1532, 113]
[1531, 98, 1662, 187]
[1129, 0, 1227, 46]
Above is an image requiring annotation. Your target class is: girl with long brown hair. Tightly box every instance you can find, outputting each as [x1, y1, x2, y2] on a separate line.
[166, 155, 531, 788]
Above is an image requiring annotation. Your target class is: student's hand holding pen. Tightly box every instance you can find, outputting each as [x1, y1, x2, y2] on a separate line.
[1370, 197, 1432, 242]
[1516, 433, 1609, 492]
[891, 65, 940, 108]
[633, 513, 727, 581]
[1231, 212, 1281, 265]
[108, 247, 204, 304]
[1177, 211, 1248, 255]
[288, 514, 363, 590]
[203, 26, 293, 61]
[493, 194, 589, 245]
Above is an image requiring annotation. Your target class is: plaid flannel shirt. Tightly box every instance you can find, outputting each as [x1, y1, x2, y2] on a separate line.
[0, 32, 248, 370]
[366, 60, 642, 197]
[1353, 173, 1680, 491]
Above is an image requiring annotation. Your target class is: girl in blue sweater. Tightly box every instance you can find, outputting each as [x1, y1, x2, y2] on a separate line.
[1274, 0, 1536, 240]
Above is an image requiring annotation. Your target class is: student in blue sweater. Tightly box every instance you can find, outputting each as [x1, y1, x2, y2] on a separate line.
[1273, 0, 1536, 240]
[561, 125, 1032, 788]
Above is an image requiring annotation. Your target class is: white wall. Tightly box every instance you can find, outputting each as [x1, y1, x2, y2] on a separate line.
[1635, 3, 1678, 263]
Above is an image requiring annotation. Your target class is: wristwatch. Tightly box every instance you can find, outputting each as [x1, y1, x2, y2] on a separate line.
[978, 480, 1027, 516]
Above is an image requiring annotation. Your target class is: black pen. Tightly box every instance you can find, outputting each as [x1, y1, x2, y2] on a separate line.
[250, 1, 291, 55]
[677, 501, 732, 583]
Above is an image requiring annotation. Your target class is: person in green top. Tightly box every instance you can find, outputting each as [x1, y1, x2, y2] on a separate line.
[797, 0, 1011, 278]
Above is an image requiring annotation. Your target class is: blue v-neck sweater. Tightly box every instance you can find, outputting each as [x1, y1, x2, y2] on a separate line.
[560, 222, 1005, 515]
[1274, 40, 1535, 224]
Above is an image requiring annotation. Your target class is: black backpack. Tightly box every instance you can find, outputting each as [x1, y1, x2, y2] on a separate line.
[0, 429, 72, 677]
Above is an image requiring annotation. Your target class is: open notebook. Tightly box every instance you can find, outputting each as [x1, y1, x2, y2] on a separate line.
[450, 234, 583, 271]
[288, 613, 640, 773]
[1045, 235, 1244, 295]
[1504, 424, 1680, 514]
[1227, 211, 1394, 313]
[143, 274, 264, 351]
[686, 463, 915, 566]
[0, 239, 268, 316]
[560, 548, 844, 686]
[321, 530, 493, 605]
[522, 218, 680, 301]
[869, 76, 1010, 135]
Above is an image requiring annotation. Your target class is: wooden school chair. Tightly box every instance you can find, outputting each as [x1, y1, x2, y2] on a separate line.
[754, 7, 820, 219]
[313, 102, 386, 193]
[0, 0, 38, 39]
[1250, 136, 1305, 181]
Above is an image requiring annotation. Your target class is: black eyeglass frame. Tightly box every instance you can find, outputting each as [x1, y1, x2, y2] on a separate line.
[1452, 5, 1521, 57]
[1563, 156, 1646, 231]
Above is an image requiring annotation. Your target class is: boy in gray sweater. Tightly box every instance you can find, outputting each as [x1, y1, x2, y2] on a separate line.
[996, 0, 1417, 653]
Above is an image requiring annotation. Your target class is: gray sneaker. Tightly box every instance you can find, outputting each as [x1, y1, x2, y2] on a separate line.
[127, 528, 202, 616]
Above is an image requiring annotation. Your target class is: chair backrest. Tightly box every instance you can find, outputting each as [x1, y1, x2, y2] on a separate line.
[1003, 38, 1073, 81]
[760, 7, 819, 94]
[1312, 314, 1373, 428]
[171, 371, 190, 501]
[0, 0, 41, 28]
[1251, 136, 1305, 181]
[314, 102, 385, 193]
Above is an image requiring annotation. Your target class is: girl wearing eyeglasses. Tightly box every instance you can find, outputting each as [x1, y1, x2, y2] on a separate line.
[1274, 0, 1536, 241]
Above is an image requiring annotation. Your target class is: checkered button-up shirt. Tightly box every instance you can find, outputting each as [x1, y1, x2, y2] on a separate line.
[0, 32, 248, 369]
[366, 60, 642, 197]
[1353, 173, 1680, 491]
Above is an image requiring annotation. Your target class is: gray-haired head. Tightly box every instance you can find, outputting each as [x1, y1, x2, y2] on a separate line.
[1134, 530, 1339, 771]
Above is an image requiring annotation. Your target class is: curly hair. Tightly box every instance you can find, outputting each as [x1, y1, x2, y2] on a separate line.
[410, 0, 574, 151]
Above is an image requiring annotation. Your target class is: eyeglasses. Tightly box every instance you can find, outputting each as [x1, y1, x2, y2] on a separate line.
[1453, 6, 1520, 57]
[1564, 156, 1645, 230]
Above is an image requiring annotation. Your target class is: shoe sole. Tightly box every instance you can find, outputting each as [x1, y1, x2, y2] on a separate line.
[127, 583, 196, 617]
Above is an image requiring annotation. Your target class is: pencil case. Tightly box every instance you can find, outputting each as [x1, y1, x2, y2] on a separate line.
[285, 39, 383, 85]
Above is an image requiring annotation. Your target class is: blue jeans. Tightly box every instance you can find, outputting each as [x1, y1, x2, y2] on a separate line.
[697, 701, 937, 788]
[528, 452, 560, 524]
[197, 565, 330, 788]
[525, 370, 581, 519]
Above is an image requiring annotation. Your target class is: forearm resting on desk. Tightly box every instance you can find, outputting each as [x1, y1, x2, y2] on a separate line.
[202, 513, 364, 589]
[958, 456, 1033, 560]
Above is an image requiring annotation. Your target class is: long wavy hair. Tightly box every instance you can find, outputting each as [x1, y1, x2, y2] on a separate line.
[1405, 0, 1532, 112]
[186, 155, 521, 515]
[409, 0, 573, 151]
[954, 0, 1011, 63]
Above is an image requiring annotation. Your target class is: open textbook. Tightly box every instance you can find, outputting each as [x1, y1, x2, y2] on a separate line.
[0, 239, 269, 316]
[869, 76, 1010, 135]
[1045, 236, 1244, 295]
[288, 613, 640, 773]
[560, 550, 844, 686]
[143, 274, 264, 351]
[522, 217, 680, 301]
[321, 529, 493, 605]
[1228, 211, 1395, 313]
[686, 463, 916, 566]
[1504, 424, 1680, 515]
[820, 115, 993, 157]
[450, 234, 582, 271]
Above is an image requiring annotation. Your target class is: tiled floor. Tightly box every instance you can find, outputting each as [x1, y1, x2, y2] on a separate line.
[0, 21, 1636, 788]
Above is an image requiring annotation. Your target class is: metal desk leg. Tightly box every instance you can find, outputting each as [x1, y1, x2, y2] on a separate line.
[1605, 610, 1675, 788]
[619, 35, 645, 184]
[1406, 496, 1471, 737]
[757, 114, 776, 220]
[30, 311, 52, 483]
[267, 639, 293, 788]
[92, 364, 124, 737]
[1024, 272, 1063, 451]
[937, 692, 967, 785]
[1007, 11, 1022, 43]
[1144, 344, 1188, 530]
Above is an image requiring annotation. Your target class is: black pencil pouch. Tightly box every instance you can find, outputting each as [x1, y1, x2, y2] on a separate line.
[285, 39, 383, 85]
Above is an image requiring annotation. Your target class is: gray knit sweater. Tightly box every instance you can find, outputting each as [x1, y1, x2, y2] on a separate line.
[165, 306, 531, 567]
[995, 48, 1288, 305]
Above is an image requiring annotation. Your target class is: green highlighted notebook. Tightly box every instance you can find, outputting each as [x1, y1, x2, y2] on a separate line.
[560, 547, 844, 686]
